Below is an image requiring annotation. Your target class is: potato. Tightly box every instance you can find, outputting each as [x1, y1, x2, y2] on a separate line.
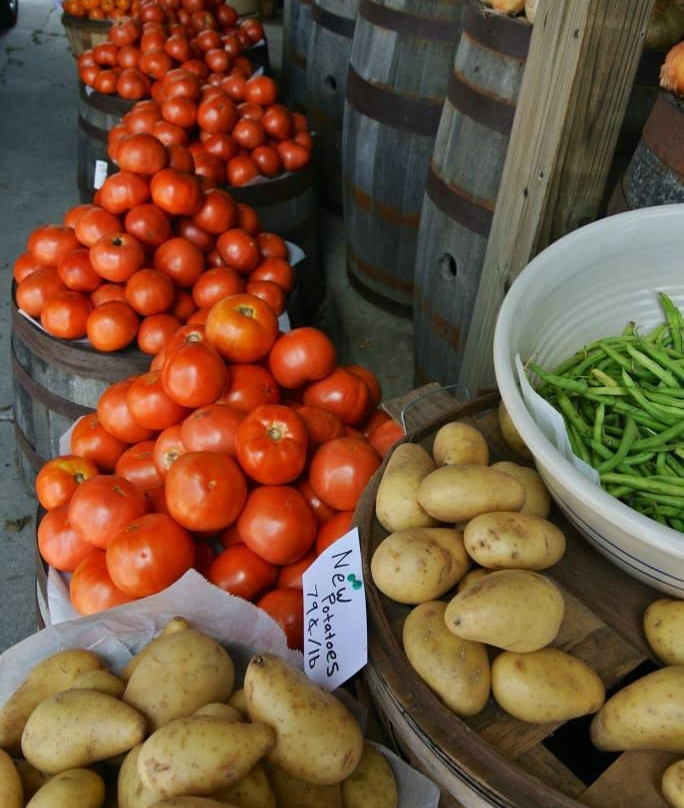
[662, 759, 684, 808]
[491, 648, 605, 723]
[490, 462, 550, 518]
[14, 759, 49, 802]
[644, 600, 684, 665]
[121, 617, 190, 682]
[403, 601, 490, 717]
[375, 444, 438, 532]
[0, 748, 22, 808]
[432, 422, 489, 467]
[498, 401, 531, 458]
[148, 800, 240, 807]
[0, 649, 106, 755]
[444, 570, 565, 652]
[21, 689, 146, 774]
[25, 768, 105, 808]
[266, 762, 343, 808]
[138, 716, 274, 798]
[118, 745, 160, 808]
[194, 703, 242, 722]
[590, 666, 684, 752]
[463, 512, 565, 570]
[371, 528, 470, 604]
[228, 689, 248, 717]
[123, 629, 234, 730]
[212, 762, 276, 808]
[244, 652, 363, 785]
[66, 669, 126, 699]
[341, 742, 398, 808]
[457, 568, 492, 593]
[418, 465, 525, 523]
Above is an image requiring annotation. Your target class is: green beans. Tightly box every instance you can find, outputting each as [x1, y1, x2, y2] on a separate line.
[528, 293, 684, 531]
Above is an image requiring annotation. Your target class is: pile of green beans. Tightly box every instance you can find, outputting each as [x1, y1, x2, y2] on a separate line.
[530, 292, 684, 532]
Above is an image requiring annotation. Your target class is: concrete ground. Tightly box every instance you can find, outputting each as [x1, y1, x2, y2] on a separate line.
[0, 1, 413, 653]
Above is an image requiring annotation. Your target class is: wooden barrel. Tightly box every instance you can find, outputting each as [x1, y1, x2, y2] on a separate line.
[61, 13, 112, 58]
[342, 0, 464, 313]
[234, 0, 260, 17]
[413, 2, 531, 386]
[11, 294, 150, 489]
[306, 0, 358, 212]
[354, 392, 673, 808]
[282, 0, 312, 110]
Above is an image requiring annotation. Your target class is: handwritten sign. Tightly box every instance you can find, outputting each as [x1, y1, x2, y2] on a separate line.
[302, 527, 367, 691]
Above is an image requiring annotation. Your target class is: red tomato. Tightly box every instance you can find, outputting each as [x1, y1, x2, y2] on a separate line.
[202, 132, 238, 163]
[296, 477, 337, 524]
[245, 280, 286, 317]
[125, 269, 176, 316]
[193, 538, 215, 577]
[154, 236, 205, 287]
[215, 229, 260, 274]
[13, 251, 43, 283]
[257, 232, 288, 260]
[191, 266, 244, 309]
[218, 363, 280, 412]
[90, 232, 145, 283]
[236, 203, 260, 235]
[75, 207, 122, 248]
[194, 152, 227, 185]
[187, 307, 210, 325]
[127, 370, 190, 430]
[15, 268, 68, 318]
[208, 544, 277, 601]
[165, 451, 247, 531]
[153, 423, 186, 478]
[57, 248, 102, 292]
[362, 409, 390, 438]
[115, 440, 163, 491]
[181, 403, 243, 456]
[237, 485, 316, 565]
[35, 455, 99, 511]
[250, 145, 282, 178]
[98, 379, 155, 444]
[368, 419, 404, 457]
[310, 438, 381, 511]
[225, 155, 258, 187]
[137, 313, 181, 355]
[276, 140, 311, 173]
[205, 293, 278, 363]
[99, 172, 150, 216]
[277, 549, 315, 590]
[302, 368, 371, 426]
[192, 188, 237, 234]
[28, 224, 80, 268]
[244, 75, 277, 106]
[197, 93, 238, 133]
[219, 523, 242, 548]
[295, 406, 346, 451]
[171, 289, 197, 322]
[249, 258, 294, 293]
[347, 365, 381, 411]
[150, 168, 204, 216]
[257, 588, 303, 650]
[38, 504, 99, 572]
[40, 291, 93, 339]
[86, 300, 139, 352]
[106, 512, 195, 597]
[261, 104, 293, 141]
[234, 405, 308, 485]
[116, 134, 169, 175]
[315, 510, 354, 555]
[71, 413, 128, 472]
[232, 118, 265, 150]
[268, 328, 336, 389]
[90, 283, 127, 307]
[125, 203, 172, 247]
[68, 474, 149, 549]
[70, 551, 135, 615]
[161, 340, 228, 407]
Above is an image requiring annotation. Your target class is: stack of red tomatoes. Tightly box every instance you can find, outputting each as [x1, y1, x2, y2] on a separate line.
[14, 153, 297, 350]
[77, 2, 265, 101]
[35, 317, 404, 649]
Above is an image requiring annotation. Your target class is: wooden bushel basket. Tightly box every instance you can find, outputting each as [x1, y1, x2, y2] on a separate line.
[61, 12, 112, 58]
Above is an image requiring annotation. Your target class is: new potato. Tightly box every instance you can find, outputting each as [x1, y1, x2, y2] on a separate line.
[148, 800, 241, 807]
[212, 762, 276, 808]
[266, 763, 343, 808]
[444, 570, 565, 652]
[117, 744, 160, 808]
[498, 401, 531, 458]
[375, 444, 438, 532]
[418, 465, 525, 523]
[244, 652, 363, 786]
[491, 648, 605, 723]
[121, 617, 190, 682]
[194, 703, 242, 722]
[490, 462, 550, 518]
[662, 759, 684, 808]
[0, 748, 22, 808]
[14, 760, 49, 803]
[403, 601, 490, 717]
[457, 568, 492, 593]
[341, 742, 398, 808]
[463, 512, 565, 570]
[371, 528, 470, 604]
[432, 422, 489, 467]
[228, 689, 248, 716]
[644, 600, 684, 665]
[25, 768, 105, 808]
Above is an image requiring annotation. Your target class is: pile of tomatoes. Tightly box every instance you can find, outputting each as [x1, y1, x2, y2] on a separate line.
[63, 0, 138, 21]
[13, 151, 301, 350]
[77, 2, 265, 101]
[35, 316, 404, 648]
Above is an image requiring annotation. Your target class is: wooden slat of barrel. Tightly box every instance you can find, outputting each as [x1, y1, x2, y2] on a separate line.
[282, 0, 313, 110]
[306, 0, 359, 212]
[413, 2, 530, 385]
[342, 0, 464, 312]
[61, 13, 112, 58]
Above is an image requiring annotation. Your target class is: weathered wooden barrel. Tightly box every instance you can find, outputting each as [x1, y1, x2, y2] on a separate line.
[306, 0, 358, 211]
[11, 292, 150, 490]
[282, 0, 312, 110]
[607, 90, 684, 215]
[61, 13, 112, 58]
[342, 0, 464, 313]
[413, 2, 530, 386]
[234, 0, 260, 17]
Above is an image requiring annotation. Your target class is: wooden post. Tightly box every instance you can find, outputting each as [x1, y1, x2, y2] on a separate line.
[458, 0, 656, 394]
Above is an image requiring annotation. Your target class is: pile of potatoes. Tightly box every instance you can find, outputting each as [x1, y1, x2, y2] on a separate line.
[0, 617, 399, 808]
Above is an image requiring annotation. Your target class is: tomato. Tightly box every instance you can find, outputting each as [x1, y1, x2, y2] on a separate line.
[257, 231, 288, 260]
[302, 368, 370, 426]
[110, 17, 140, 46]
[71, 413, 128, 471]
[106, 512, 195, 597]
[153, 236, 204, 288]
[245, 280, 286, 317]
[16, 269, 68, 317]
[125, 105, 162, 135]
[193, 152, 227, 185]
[28, 224, 80, 268]
[276, 140, 311, 173]
[162, 340, 228, 407]
[218, 523, 242, 548]
[125, 269, 175, 316]
[180, 403, 243, 457]
[127, 370, 190, 430]
[257, 588, 304, 650]
[237, 102, 264, 122]
[296, 477, 337, 524]
[86, 300, 139, 351]
[137, 312, 180, 354]
[117, 68, 151, 100]
[164, 32, 191, 62]
[68, 473, 149, 549]
[197, 94, 238, 133]
[115, 440, 163, 491]
[292, 112, 309, 133]
[215, 229, 260, 274]
[192, 188, 237, 234]
[117, 45, 141, 69]
[116, 133, 169, 175]
[220, 71, 245, 100]
[215, 2, 236, 25]
[295, 405, 345, 450]
[243, 75, 277, 107]
[161, 96, 198, 128]
[152, 423, 186, 477]
[362, 409, 390, 438]
[204, 47, 230, 73]
[163, 321, 207, 353]
[75, 206, 122, 248]
[315, 510, 353, 555]
[96, 381, 153, 447]
[206, 293, 278, 363]
[191, 266, 244, 309]
[93, 69, 120, 95]
[165, 450, 247, 531]
[13, 252, 42, 284]
[250, 145, 282, 179]
[139, 47, 173, 79]
[170, 289, 197, 322]
[214, 366, 277, 416]
[152, 120, 189, 146]
[40, 290, 93, 339]
[234, 405, 308, 486]
[344, 426, 364, 440]
[38, 504, 99, 572]
[70, 551, 135, 615]
[226, 155, 258, 186]
[150, 168, 203, 216]
[261, 104, 293, 141]
[35, 455, 99, 511]
[208, 544, 277, 601]
[277, 549, 315, 590]
[368, 419, 404, 457]
[90, 232, 145, 282]
[90, 282, 127, 306]
[310, 437, 381, 511]
[93, 41, 119, 66]
[236, 203, 261, 236]
[249, 257, 294, 293]
[202, 132, 238, 163]
[57, 248, 101, 292]
[268, 328, 336, 390]
[99, 172, 150, 216]
[195, 28, 221, 51]
[232, 118, 266, 151]
[238, 485, 316, 565]
[193, 538, 215, 576]
[347, 365, 381, 411]
[123, 206, 169, 251]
